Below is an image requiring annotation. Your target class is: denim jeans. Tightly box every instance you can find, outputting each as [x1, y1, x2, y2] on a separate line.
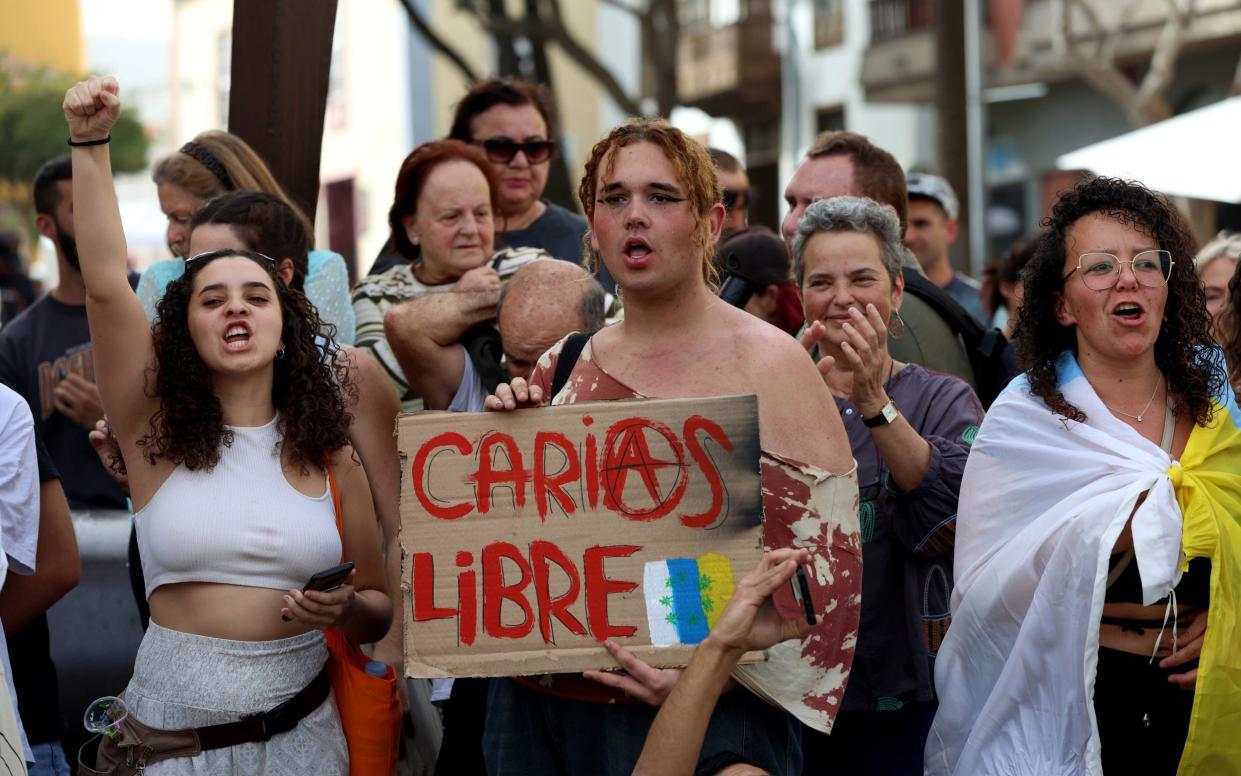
[28, 740, 70, 776]
[484, 678, 801, 776]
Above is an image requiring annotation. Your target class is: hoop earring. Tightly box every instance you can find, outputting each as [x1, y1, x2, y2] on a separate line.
[888, 310, 906, 339]
[276, 347, 286, 360]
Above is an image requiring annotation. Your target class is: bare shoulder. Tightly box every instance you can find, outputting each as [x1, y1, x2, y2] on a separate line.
[714, 307, 852, 472]
[327, 444, 363, 476]
[718, 305, 818, 388]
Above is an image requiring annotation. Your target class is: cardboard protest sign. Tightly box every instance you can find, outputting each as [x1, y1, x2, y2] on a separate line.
[399, 395, 765, 678]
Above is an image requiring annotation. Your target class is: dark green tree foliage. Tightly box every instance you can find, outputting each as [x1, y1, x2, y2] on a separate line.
[0, 66, 149, 186]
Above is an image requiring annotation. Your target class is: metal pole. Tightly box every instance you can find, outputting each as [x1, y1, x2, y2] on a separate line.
[964, 0, 987, 277]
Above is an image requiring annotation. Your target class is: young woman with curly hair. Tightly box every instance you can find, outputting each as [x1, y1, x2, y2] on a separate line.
[928, 177, 1241, 775]
[66, 77, 390, 774]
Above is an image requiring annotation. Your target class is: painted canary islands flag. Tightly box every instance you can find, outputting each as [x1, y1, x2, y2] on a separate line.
[643, 552, 736, 647]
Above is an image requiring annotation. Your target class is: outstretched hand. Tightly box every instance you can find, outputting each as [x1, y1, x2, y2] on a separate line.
[710, 548, 814, 654]
[63, 75, 122, 142]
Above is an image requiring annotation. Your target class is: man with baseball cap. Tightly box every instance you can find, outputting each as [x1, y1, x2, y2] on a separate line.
[904, 173, 985, 322]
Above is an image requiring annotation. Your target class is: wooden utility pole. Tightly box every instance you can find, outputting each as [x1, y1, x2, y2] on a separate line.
[935, 0, 970, 273]
[228, 0, 338, 226]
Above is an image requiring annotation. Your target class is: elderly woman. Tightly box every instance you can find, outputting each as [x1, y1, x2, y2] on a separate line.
[350, 139, 547, 408]
[927, 178, 1241, 776]
[1194, 230, 1240, 344]
[793, 196, 983, 775]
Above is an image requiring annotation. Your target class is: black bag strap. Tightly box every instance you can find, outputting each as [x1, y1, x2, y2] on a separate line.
[550, 332, 592, 400]
[900, 268, 986, 342]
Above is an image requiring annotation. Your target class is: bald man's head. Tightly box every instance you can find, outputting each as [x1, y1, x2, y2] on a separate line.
[499, 259, 606, 381]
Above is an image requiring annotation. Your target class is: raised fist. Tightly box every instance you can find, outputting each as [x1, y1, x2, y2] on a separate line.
[63, 75, 121, 142]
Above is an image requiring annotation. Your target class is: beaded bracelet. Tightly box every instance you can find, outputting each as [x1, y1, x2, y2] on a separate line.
[68, 136, 111, 147]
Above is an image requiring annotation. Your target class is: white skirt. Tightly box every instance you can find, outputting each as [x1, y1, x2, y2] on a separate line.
[121, 620, 347, 775]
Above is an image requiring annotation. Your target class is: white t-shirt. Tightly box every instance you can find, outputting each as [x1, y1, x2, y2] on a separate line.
[446, 354, 488, 414]
[0, 384, 41, 764]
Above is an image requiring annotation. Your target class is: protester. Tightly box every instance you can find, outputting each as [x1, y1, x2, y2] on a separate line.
[794, 197, 981, 774]
[1193, 230, 1240, 344]
[388, 258, 605, 412]
[3, 430, 80, 776]
[1224, 259, 1241, 392]
[448, 80, 593, 260]
[137, 129, 355, 344]
[351, 139, 545, 407]
[782, 132, 977, 391]
[383, 258, 604, 775]
[927, 178, 1241, 775]
[0, 232, 37, 326]
[904, 173, 985, 322]
[709, 148, 751, 239]
[0, 154, 128, 772]
[983, 238, 1035, 337]
[634, 548, 815, 776]
[484, 118, 861, 776]
[714, 227, 804, 336]
[65, 76, 390, 773]
[0, 384, 41, 771]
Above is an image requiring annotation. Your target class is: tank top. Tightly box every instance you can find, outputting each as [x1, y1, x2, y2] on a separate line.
[135, 415, 342, 597]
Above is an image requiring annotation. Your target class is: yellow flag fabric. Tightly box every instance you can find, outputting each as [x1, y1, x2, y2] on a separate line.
[1170, 399, 1241, 776]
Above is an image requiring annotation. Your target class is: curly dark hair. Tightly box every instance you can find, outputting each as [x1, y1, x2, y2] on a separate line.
[1017, 177, 1219, 425]
[142, 250, 353, 472]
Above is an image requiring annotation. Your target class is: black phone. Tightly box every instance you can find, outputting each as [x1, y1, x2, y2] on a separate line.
[792, 566, 817, 626]
[303, 562, 354, 593]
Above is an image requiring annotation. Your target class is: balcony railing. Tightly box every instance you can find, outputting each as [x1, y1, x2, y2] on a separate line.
[869, 0, 934, 42]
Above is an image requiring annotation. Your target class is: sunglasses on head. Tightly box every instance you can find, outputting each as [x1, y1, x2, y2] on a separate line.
[722, 187, 751, 210]
[184, 248, 278, 266]
[476, 137, 556, 165]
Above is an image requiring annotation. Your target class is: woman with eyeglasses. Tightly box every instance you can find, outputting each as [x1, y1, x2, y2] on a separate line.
[65, 77, 391, 774]
[927, 177, 1241, 775]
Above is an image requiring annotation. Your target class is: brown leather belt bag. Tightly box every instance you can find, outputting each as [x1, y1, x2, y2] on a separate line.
[78, 667, 330, 775]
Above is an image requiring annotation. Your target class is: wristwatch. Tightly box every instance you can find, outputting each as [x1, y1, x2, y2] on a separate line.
[862, 399, 899, 428]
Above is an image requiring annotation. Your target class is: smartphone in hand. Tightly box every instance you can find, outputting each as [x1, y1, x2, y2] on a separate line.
[303, 561, 354, 593]
[281, 562, 355, 621]
[792, 566, 817, 626]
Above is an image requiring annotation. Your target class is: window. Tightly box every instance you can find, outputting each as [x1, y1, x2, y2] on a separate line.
[816, 105, 846, 135]
[814, 0, 844, 48]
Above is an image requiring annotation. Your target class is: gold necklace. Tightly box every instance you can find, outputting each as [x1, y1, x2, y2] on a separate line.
[1104, 375, 1162, 423]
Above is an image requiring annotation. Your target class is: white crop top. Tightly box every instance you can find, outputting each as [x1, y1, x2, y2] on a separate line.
[135, 415, 342, 597]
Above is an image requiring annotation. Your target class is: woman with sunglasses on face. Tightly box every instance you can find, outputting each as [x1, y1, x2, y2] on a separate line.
[65, 77, 390, 774]
[445, 79, 615, 291]
[927, 178, 1241, 776]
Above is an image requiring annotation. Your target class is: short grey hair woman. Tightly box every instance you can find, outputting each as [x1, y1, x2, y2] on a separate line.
[794, 195, 985, 774]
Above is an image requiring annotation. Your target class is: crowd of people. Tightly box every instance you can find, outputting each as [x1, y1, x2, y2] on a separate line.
[0, 69, 1237, 776]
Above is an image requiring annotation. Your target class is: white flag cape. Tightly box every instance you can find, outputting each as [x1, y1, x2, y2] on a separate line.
[925, 352, 1229, 775]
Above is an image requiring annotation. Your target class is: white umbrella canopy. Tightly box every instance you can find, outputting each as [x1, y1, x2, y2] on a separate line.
[1056, 96, 1241, 204]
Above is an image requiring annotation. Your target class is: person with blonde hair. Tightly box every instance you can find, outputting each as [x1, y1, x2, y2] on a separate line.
[484, 118, 861, 776]
[138, 129, 355, 344]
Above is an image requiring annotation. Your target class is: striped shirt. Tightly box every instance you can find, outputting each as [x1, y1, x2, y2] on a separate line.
[350, 246, 546, 407]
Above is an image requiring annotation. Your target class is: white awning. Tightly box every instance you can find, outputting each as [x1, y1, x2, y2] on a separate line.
[1056, 96, 1241, 204]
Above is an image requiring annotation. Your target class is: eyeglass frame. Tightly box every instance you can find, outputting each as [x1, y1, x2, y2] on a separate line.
[1061, 249, 1175, 290]
[472, 137, 557, 165]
